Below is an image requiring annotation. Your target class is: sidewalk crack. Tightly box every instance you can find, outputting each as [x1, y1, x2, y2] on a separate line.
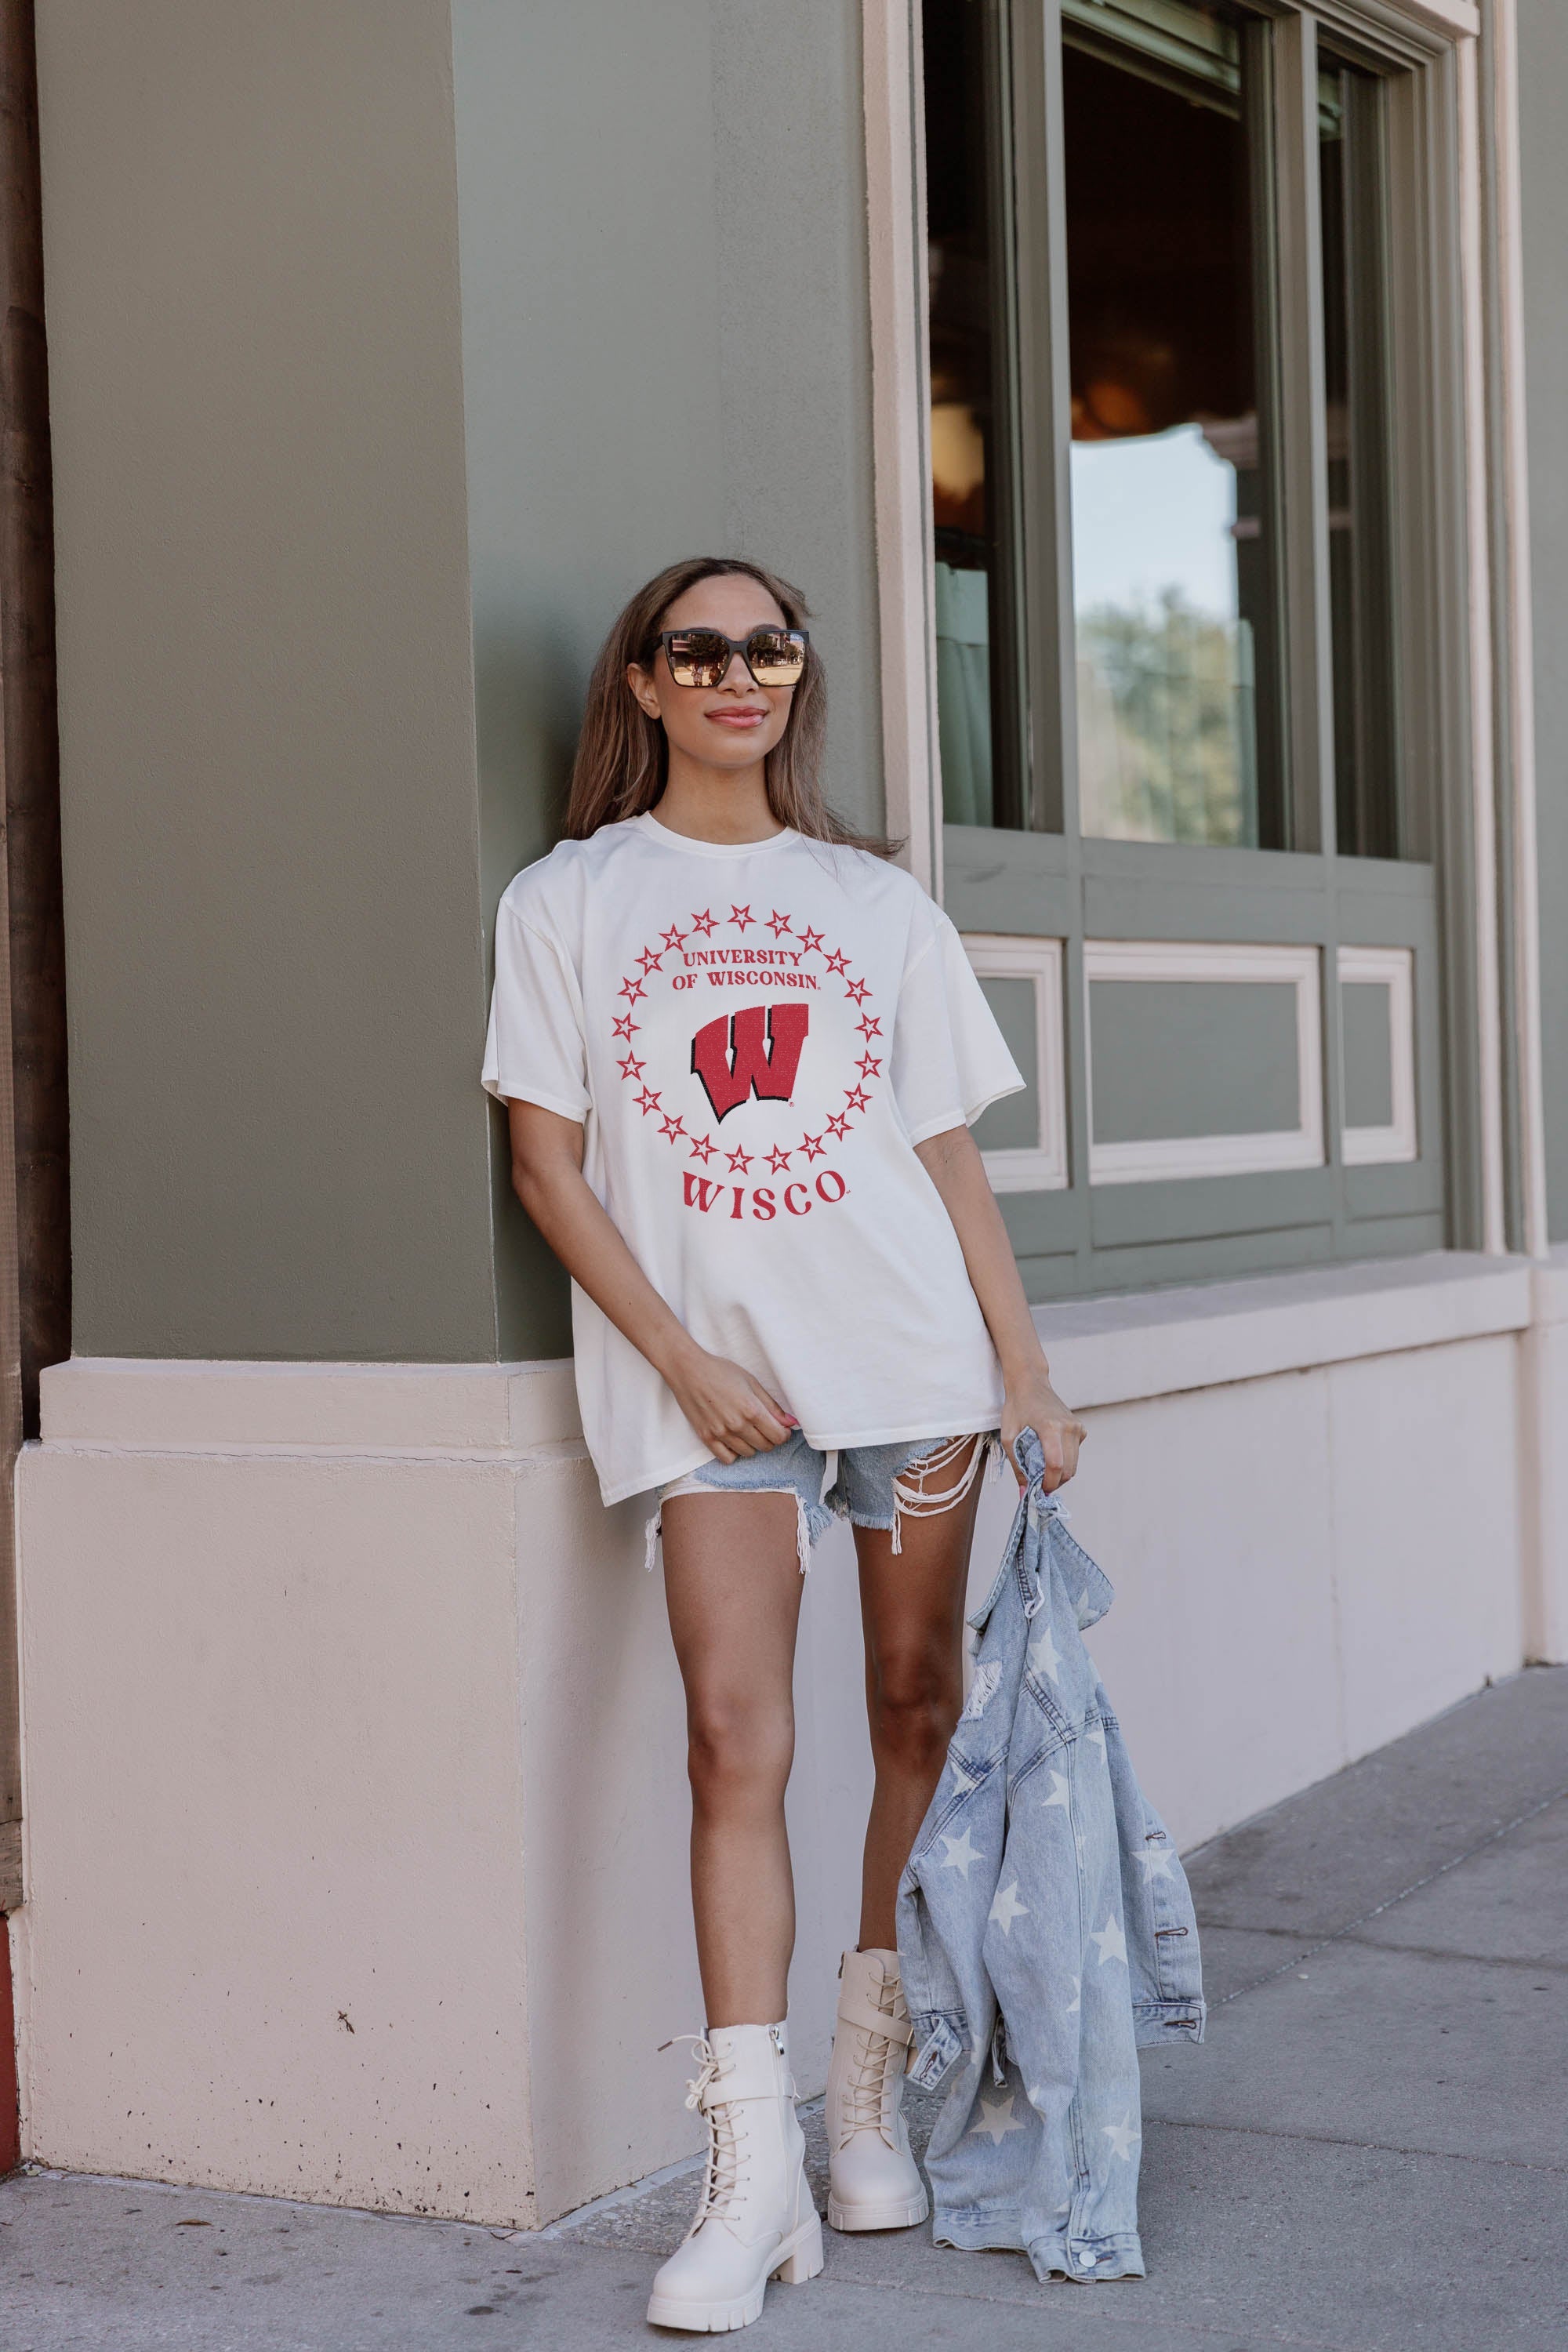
[1211, 1784, 1568, 2008]
[1145, 2113, 1567, 2176]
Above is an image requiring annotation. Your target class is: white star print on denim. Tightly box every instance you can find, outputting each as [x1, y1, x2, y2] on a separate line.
[967, 2092, 1026, 2145]
[1027, 1621, 1061, 1682]
[939, 1827, 985, 1877]
[989, 1880, 1029, 1934]
[1090, 1914, 1128, 1967]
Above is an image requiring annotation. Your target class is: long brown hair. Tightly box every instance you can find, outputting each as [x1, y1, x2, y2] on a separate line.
[564, 556, 891, 852]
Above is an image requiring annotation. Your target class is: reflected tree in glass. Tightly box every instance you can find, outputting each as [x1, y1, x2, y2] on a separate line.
[1063, 0, 1288, 848]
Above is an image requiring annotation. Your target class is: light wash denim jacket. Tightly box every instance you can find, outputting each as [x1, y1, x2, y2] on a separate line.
[896, 1428, 1205, 2282]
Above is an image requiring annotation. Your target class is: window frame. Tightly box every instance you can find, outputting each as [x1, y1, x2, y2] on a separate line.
[1083, 939, 1327, 1185]
[965, 933, 1070, 1190]
[863, 0, 1502, 1298]
[1007, 0, 1455, 872]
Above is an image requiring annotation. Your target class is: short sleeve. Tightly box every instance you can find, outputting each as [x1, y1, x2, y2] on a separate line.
[891, 906, 1025, 1144]
[481, 903, 591, 1119]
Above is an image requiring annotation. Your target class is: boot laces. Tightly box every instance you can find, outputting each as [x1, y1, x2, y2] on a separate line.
[673, 2038, 748, 2230]
[840, 1972, 902, 2148]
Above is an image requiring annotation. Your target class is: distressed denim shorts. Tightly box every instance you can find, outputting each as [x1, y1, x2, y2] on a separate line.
[646, 1427, 1002, 1575]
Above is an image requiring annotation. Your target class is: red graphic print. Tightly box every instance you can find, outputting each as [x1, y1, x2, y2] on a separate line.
[691, 1002, 811, 1123]
[610, 898, 884, 1214]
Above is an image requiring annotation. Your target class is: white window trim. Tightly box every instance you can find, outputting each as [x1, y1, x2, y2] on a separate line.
[1339, 946, 1418, 1166]
[963, 934, 1069, 1192]
[1085, 942, 1325, 1185]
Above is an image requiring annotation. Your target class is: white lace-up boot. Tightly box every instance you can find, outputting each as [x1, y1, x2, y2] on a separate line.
[645, 2021, 823, 2332]
[825, 1947, 928, 2232]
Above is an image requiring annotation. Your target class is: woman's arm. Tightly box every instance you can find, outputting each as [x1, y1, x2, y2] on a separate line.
[506, 1099, 795, 1463]
[914, 1121, 1085, 1492]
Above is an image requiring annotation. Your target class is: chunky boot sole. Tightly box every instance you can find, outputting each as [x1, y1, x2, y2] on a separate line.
[645, 2215, 825, 2333]
[826, 2185, 930, 2234]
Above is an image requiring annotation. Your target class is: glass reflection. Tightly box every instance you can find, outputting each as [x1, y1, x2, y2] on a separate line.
[1065, 0, 1287, 847]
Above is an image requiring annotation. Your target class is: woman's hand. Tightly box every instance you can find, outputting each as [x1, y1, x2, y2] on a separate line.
[1001, 1361, 1086, 1494]
[662, 1340, 797, 1465]
[506, 1102, 795, 1466]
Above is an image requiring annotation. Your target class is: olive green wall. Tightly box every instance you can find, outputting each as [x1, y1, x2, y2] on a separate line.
[1519, 0, 1568, 1243]
[34, 0, 882, 1363]
[37, 1, 499, 1359]
[452, 0, 881, 1356]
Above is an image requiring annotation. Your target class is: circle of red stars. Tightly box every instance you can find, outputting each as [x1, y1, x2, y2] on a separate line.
[610, 902, 883, 1179]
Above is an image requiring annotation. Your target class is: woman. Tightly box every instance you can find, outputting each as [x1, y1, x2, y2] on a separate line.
[482, 555, 1084, 2333]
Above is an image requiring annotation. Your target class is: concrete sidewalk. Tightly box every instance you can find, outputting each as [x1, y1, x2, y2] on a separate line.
[5, 1666, 1565, 2351]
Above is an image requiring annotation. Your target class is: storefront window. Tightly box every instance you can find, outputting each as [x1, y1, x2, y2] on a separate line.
[920, 2, 1450, 1284]
[1064, 0, 1287, 848]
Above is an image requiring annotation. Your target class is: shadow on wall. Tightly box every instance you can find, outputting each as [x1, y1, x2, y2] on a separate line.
[474, 608, 592, 889]
[474, 608, 593, 1362]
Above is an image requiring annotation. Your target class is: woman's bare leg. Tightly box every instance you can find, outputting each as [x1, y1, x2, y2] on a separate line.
[661, 1490, 807, 2027]
[853, 1443, 987, 1951]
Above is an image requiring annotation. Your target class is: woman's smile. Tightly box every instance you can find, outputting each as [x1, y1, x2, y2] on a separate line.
[704, 703, 770, 730]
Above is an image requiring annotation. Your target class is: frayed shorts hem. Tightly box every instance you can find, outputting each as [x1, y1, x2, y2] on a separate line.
[644, 1428, 1001, 1575]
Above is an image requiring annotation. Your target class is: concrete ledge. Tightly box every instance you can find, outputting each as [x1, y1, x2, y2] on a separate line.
[38, 1357, 581, 1451]
[1037, 1251, 1533, 1410]
[40, 1254, 1536, 1460]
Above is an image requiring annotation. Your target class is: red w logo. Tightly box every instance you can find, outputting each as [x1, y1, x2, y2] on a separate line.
[691, 1003, 810, 1122]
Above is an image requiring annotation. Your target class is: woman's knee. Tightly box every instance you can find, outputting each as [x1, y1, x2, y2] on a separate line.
[869, 1647, 962, 1772]
[686, 1693, 795, 1806]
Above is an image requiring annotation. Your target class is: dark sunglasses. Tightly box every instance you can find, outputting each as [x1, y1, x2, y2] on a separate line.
[658, 626, 809, 689]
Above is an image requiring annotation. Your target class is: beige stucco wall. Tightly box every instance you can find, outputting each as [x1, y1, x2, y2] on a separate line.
[13, 1363, 879, 2222]
[18, 1439, 540, 2217]
[13, 1256, 1553, 2226]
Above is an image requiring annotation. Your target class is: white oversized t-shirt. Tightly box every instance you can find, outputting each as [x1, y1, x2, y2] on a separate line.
[482, 815, 1025, 1504]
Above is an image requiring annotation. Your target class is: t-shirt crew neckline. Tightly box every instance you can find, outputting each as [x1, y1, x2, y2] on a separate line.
[634, 812, 799, 860]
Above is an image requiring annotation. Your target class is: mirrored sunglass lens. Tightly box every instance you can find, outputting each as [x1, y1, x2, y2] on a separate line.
[746, 630, 805, 684]
[666, 631, 731, 684]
